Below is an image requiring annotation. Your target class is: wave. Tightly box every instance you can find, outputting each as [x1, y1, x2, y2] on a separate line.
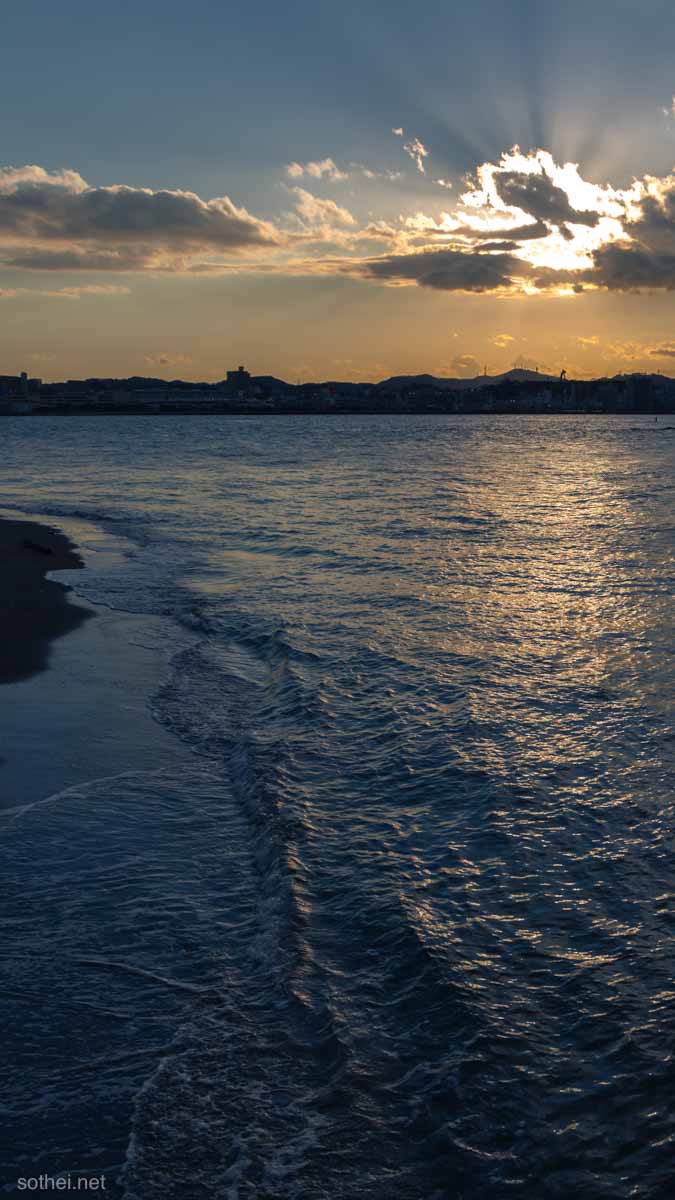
[3, 415, 674, 1197]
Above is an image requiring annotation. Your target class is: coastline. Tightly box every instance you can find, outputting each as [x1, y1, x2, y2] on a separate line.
[0, 511, 205, 1191]
[0, 513, 194, 812]
[0, 517, 92, 685]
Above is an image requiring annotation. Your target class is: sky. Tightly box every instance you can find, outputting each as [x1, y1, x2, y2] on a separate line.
[4, 0, 675, 382]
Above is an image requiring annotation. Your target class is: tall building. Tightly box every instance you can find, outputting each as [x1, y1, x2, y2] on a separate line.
[226, 366, 251, 394]
[0, 372, 31, 399]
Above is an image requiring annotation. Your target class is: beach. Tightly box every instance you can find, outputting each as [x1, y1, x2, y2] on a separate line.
[0, 516, 91, 685]
[0, 511, 194, 812]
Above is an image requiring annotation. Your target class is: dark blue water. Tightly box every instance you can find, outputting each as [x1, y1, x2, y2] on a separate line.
[1, 414, 675, 1198]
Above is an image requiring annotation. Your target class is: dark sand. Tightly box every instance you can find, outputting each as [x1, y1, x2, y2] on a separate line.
[0, 518, 92, 685]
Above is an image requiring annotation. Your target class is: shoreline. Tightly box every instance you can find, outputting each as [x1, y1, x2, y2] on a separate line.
[0, 516, 92, 685]
[3, 408, 675, 418]
[0, 513, 193, 811]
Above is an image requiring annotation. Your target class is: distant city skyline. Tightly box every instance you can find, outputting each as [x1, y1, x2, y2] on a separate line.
[4, 0, 675, 381]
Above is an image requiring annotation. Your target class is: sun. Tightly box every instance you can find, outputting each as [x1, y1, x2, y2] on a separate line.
[424, 146, 644, 287]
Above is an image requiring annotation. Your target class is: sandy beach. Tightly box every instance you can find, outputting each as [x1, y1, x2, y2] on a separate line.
[0, 516, 92, 685]
[0, 512, 194, 810]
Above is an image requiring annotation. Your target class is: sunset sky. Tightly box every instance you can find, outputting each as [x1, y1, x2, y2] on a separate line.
[4, 0, 675, 382]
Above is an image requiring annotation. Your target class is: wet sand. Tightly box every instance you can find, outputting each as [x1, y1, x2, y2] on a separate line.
[0, 514, 193, 809]
[0, 517, 92, 685]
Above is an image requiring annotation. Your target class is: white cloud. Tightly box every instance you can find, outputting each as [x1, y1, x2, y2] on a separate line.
[391, 127, 430, 172]
[144, 352, 193, 367]
[0, 165, 88, 193]
[450, 353, 481, 377]
[285, 158, 348, 181]
[292, 187, 356, 227]
[0, 284, 130, 299]
[351, 163, 403, 181]
[403, 138, 429, 174]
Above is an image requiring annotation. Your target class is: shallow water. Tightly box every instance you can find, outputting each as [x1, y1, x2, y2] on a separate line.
[1, 414, 674, 1198]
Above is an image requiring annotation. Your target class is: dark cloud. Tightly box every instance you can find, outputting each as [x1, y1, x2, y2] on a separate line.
[528, 265, 588, 290]
[477, 240, 520, 251]
[649, 343, 675, 357]
[0, 183, 277, 246]
[494, 170, 599, 229]
[430, 219, 550, 242]
[631, 188, 675, 249]
[0, 169, 280, 270]
[352, 248, 521, 291]
[0, 246, 152, 270]
[590, 242, 675, 290]
[585, 179, 675, 290]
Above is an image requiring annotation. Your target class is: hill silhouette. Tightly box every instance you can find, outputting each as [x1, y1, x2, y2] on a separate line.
[371, 368, 558, 393]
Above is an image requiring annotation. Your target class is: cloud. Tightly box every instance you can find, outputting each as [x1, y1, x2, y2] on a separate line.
[144, 352, 193, 367]
[11, 150, 675, 298]
[429, 219, 550, 242]
[1, 246, 152, 270]
[479, 240, 521, 251]
[0, 165, 88, 194]
[403, 137, 429, 174]
[493, 333, 514, 348]
[391, 128, 429, 173]
[0, 164, 281, 273]
[449, 353, 481, 377]
[0, 284, 129, 299]
[53, 284, 130, 297]
[351, 163, 402, 181]
[494, 169, 600, 229]
[0, 178, 278, 247]
[351, 247, 522, 291]
[648, 342, 675, 357]
[354, 219, 400, 242]
[590, 241, 675, 290]
[436, 179, 453, 189]
[292, 187, 356, 228]
[330, 356, 388, 381]
[449, 148, 641, 280]
[285, 158, 348, 182]
[586, 176, 675, 290]
[511, 355, 545, 372]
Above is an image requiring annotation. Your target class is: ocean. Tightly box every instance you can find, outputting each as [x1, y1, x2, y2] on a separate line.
[1, 413, 674, 1199]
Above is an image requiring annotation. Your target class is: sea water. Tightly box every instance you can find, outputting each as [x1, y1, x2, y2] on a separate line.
[1, 414, 674, 1198]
